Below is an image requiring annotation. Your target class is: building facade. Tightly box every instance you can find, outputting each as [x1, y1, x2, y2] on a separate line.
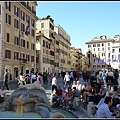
[81, 54, 87, 71]
[1, 1, 38, 80]
[36, 17, 71, 73]
[36, 17, 55, 73]
[85, 35, 114, 71]
[54, 25, 71, 72]
[111, 34, 120, 70]
[36, 31, 51, 74]
[0, 2, 3, 80]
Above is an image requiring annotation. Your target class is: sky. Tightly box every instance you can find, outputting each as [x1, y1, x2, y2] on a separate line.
[36, 1, 120, 54]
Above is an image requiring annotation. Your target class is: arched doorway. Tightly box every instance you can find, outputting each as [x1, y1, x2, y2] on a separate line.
[14, 67, 18, 79]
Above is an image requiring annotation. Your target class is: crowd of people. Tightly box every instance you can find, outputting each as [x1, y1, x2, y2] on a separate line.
[50, 69, 120, 118]
[1, 68, 120, 118]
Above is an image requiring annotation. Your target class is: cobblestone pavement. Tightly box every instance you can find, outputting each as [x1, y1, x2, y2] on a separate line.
[1, 76, 90, 118]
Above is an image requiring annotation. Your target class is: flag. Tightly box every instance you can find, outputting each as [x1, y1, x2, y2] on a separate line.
[25, 24, 30, 36]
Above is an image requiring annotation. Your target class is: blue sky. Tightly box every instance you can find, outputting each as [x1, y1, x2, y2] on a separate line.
[36, 1, 120, 54]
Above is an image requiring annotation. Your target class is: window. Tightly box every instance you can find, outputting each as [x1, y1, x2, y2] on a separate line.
[93, 44, 96, 47]
[102, 48, 104, 51]
[26, 54, 30, 61]
[88, 45, 91, 48]
[14, 6, 19, 17]
[97, 44, 100, 47]
[6, 13, 11, 25]
[0, 4, 1, 15]
[7, 33, 10, 42]
[21, 11, 25, 21]
[31, 29, 35, 37]
[97, 65, 101, 68]
[21, 23, 25, 32]
[93, 65, 96, 68]
[108, 43, 110, 46]
[14, 36, 19, 45]
[32, 6, 34, 10]
[118, 54, 120, 59]
[31, 19, 35, 27]
[119, 48, 120, 53]
[98, 48, 100, 51]
[27, 41, 29, 49]
[41, 23, 44, 28]
[6, 2, 11, 11]
[108, 47, 110, 50]
[43, 40, 45, 47]
[112, 49, 115, 53]
[14, 19, 19, 29]
[21, 39, 25, 47]
[102, 43, 104, 46]
[31, 43, 35, 50]
[31, 56, 34, 62]
[14, 51, 19, 60]
[102, 65, 105, 68]
[5, 50, 11, 59]
[26, 14, 30, 23]
[49, 23, 54, 30]
[20, 53, 25, 59]
[108, 53, 110, 58]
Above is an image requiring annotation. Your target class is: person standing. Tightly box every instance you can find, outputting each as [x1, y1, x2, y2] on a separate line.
[4, 72, 9, 90]
[51, 74, 57, 93]
[37, 73, 43, 85]
[64, 72, 70, 88]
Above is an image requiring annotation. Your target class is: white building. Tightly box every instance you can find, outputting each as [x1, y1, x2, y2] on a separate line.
[85, 35, 115, 71]
[111, 34, 120, 70]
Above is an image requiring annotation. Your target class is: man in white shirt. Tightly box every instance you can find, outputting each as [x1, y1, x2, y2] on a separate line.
[52, 74, 57, 93]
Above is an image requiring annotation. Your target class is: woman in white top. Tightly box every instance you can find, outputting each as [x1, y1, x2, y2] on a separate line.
[76, 81, 82, 93]
[71, 80, 77, 89]
[64, 72, 70, 89]
[51, 74, 57, 92]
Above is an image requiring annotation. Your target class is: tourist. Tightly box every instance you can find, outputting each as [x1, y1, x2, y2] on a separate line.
[72, 86, 80, 107]
[76, 81, 82, 93]
[71, 80, 77, 89]
[63, 87, 73, 109]
[0, 86, 6, 103]
[19, 73, 26, 85]
[96, 96, 120, 118]
[82, 82, 92, 102]
[97, 84, 107, 104]
[4, 71, 9, 90]
[37, 73, 43, 85]
[64, 72, 70, 88]
[51, 74, 57, 93]
[43, 72, 48, 85]
[52, 85, 62, 106]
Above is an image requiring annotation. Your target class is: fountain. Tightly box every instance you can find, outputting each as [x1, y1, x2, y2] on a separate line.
[3, 81, 51, 118]
[0, 81, 77, 118]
